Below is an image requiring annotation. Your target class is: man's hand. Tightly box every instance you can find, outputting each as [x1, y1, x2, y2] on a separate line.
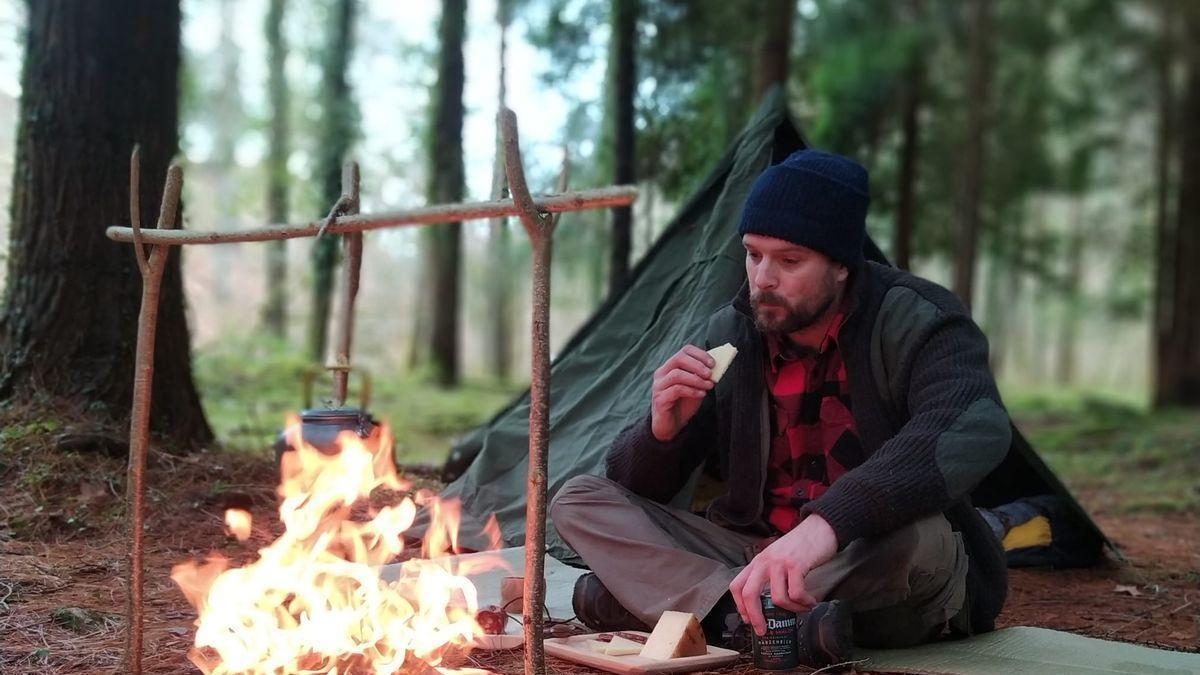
[729, 514, 839, 636]
[650, 345, 716, 442]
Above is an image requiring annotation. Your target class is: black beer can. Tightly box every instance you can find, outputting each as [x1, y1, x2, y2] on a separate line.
[752, 591, 799, 670]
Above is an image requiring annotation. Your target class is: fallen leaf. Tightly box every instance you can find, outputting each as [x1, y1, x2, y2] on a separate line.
[1113, 585, 1142, 597]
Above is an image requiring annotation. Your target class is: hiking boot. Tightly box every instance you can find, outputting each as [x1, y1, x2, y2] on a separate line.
[571, 573, 650, 632]
[795, 600, 854, 668]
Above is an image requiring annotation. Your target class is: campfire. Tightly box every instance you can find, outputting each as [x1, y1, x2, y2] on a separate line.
[171, 418, 499, 674]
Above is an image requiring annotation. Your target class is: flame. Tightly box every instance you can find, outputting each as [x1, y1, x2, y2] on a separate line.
[224, 509, 252, 542]
[172, 417, 501, 674]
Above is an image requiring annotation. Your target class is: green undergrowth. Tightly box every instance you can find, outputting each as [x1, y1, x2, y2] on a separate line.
[193, 336, 525, 466]
[1005, 387, 1200, 514]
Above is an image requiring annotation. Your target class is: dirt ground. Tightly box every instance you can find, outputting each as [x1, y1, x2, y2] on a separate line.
[1, 421, 1197, 674]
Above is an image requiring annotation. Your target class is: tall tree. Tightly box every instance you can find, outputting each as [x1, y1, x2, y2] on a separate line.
[211, 0, 242, 304]
[952, 0, 994, 311]
[427, 0, 467, 387]
[755, 0, 794, 101]
[487, 0, 514, 382]
[607, 0, 636, 296]
[262, 0, 290, 338]
[308, 0, 357, 362]
[893, 0, 926, 270]
[1152, 0, 1179, 406]
[0, 0, 211, 446]
[1056, 199, 1085, 385]
[1156, 2, 1200, 406]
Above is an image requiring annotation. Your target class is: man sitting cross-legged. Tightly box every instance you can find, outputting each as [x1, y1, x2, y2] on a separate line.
[550, 149, 1011, 668]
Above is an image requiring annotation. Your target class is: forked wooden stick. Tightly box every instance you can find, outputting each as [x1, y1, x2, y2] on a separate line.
[501, 107, 556, 675]
[124, 153, 182, 674]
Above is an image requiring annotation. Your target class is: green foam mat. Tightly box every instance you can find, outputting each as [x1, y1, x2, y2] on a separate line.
[858, 626, 1200, 674]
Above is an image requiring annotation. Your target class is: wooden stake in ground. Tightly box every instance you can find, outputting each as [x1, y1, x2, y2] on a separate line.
[124, 149, 183, 674]
[501, 108, 555, 675]
[329, 162, 362, 406]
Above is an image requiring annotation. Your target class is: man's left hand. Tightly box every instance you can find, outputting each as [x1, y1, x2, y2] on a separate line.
[729, 514, 839, 636]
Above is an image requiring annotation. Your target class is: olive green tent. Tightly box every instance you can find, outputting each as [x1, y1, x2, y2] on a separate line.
[432, 89, 1111, 566]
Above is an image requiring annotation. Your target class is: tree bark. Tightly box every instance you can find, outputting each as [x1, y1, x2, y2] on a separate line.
[428, 0, 467, 388]
[0, 0, 211, 447]
[262, 0, 290, 338]
[308, 0, 356, 362]
[952, 0, 993, 312]
[754, 0, 794, 101]
[211, 0, 241, 304]
[1156, 4, 1200, 406]
[608, 0, 636, 297]
[1057, 199, 1084, 386]
[1153, 0, 1178, 406]
[488, 0, 513, 383]
[894, 0, 925, 270]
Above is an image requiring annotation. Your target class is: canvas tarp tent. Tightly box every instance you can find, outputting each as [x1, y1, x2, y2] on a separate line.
[433, 89, 1111, 566]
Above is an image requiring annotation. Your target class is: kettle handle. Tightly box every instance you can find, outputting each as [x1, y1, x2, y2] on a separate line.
[301, 366, 373, 410]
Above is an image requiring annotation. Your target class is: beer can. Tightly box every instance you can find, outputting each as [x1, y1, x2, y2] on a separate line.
[752, 591, 799, 670]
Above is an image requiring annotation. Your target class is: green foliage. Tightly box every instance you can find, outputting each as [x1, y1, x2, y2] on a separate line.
[1009, 389, 1200, 513]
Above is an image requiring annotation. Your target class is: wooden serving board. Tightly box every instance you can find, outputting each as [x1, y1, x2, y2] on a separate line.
[544, 632, 739, 674]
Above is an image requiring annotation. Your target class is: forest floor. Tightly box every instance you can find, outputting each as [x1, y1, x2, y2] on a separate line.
[1, 373, 1197, 673]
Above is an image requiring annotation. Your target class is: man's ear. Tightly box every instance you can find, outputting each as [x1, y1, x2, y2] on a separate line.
[835, 264, 849, 284]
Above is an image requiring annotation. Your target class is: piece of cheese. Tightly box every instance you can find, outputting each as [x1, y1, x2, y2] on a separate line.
[603, 635, 644, 656]
[639, 611, 707, 660]
[585, 635, 644, 656]
[707, 343, 739, 383]
[586, 639, 610, 654]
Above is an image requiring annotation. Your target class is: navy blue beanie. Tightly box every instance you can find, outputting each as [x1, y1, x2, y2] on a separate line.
[737, 149, 870, 267]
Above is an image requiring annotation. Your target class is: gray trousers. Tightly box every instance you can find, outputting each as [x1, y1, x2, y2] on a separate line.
[551, 475, 968, 648]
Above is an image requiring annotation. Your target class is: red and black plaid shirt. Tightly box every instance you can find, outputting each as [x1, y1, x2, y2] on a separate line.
[763, 311, 866, 534]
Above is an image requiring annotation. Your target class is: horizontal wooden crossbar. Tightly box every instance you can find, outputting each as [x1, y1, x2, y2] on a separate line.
[106, 185, 636, 246]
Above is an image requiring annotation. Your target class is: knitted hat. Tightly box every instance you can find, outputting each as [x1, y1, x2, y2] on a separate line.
[737, 149, 870, 267]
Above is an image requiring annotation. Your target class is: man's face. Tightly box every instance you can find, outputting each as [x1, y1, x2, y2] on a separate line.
[743, 233, 846, 334]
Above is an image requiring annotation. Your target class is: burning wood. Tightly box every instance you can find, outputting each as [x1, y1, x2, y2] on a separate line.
[171, 418, 498, 674]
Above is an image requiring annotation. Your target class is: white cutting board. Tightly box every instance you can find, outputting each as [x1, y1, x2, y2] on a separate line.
[545, 632, 740, 674]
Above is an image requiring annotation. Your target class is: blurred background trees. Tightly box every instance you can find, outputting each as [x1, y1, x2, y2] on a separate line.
[0, 0, 1195, 452]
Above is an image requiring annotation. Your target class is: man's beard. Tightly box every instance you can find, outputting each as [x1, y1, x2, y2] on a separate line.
[750, 286, 837, 335]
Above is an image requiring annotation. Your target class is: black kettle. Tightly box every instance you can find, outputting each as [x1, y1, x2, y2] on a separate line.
[272, 368, 379, 459]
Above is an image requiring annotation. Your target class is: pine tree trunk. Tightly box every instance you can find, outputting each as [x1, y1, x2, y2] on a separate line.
[981, 243, 1005, 376]
[262, 0, 290, 338]
[408, 236, 432, 369]
[1153, 0, 1178, 406]
[487, 0, 513, 383]
[1156, 5, 1200, 406]
[211, 0, 240, 305]
[0, 0, 211, 447]
[428, 0, 467, 388]
[589, 210, 607, 308]
[755, 0, 794, 101]
[1057, 200, 1084, 386]
[952, 0, 993, 312]
[608, 0, 636, 297]
[308, 0, 356, 362]
[894, 1, 924, 270]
